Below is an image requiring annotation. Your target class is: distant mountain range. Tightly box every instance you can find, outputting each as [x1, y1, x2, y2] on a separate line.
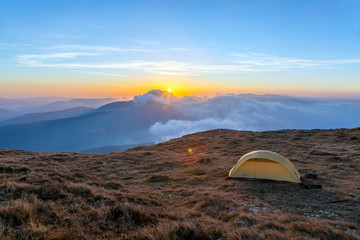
[1, 90, 359, 153]
[0, 97, 116, 123]
[0, 98, 182, 152]
[0, 108, 19, 122]
[34, 98, 116, 112]
[0, 107, 93, 126]
[0, 97, 115, 113]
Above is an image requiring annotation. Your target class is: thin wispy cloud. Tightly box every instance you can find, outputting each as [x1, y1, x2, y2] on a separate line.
[69, 69, 124, 77]
[17, 52, 101, 65]
[51, 33, 80, 39]
[15, 46, 360, 76]
[44, 45, 153, 53]
[232, 53, 360, 69]
[0, 42, 36, 48]
[16, 59, 193, 75]
[83, 22, 106, 30]
[20, 52, 100, 60]
[135, 40, 160, 45]
[168, 48, 192, 51]
[14, 57, 267, 75]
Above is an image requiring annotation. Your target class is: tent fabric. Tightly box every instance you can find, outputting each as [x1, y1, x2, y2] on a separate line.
[228, 150, 302, 183]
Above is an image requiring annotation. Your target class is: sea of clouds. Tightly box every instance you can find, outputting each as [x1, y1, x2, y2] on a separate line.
[134, 90, 360, 142]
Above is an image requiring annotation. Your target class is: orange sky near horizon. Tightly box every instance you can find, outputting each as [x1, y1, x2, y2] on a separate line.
[1, 75, 360, 99]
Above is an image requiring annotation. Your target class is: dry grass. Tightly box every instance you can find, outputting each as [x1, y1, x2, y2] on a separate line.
[0, 127, 359, 239]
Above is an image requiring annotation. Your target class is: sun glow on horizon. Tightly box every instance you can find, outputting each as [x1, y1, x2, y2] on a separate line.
[1, 74, 359, 99]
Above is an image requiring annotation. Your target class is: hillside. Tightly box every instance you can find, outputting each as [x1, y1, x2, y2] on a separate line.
[0, 100, 181, 152]
[0, 107, 93, 127]
[0, 128, 359, 239]
[33, 98, 116, 113]
[0, 108, 19, 122]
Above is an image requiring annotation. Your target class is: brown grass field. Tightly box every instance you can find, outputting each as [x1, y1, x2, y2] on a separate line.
[0, 128, 359, 239]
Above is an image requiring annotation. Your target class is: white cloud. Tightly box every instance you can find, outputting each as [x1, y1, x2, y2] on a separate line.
[232, 52, 360, 70]
[83, 22, 106, 30]
[14, 57, 289, 75]
[18, 52, 99, 61]
[146, 91, 360, 142]
[68, 69, 124, 77]
[168, 48, 192, 51]
[44, 45, 153, 52]
[135, 40, 160, 45]
[150, 118, 241, 142]
[133, 89, 179, 105]
[16, 47, 360, 75]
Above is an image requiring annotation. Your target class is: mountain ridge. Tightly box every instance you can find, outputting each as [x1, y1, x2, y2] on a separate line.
[0, 107, 93, 126]
[0, 100, 183, 152]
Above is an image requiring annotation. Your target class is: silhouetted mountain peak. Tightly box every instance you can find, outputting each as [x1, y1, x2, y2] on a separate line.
[36, 98, 117, 112]
[95, 101, 135, 112]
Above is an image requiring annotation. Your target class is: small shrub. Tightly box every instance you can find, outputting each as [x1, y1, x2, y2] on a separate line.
[309, 150, 334, 156]
[188, 168, 207, 176]
[291, 222, 358, 240]
[260, 229, 288, 240]
[236, 214, 258, 227]
[103, 182, 122, 190]
[258, 221, 286, 232]
[107, 205, 158, 229]
[65, 183, 92, 197]
[168, 223, 222, 240]
[35, 185, 66, 201]
[0, 167, 14, 173]
[349, 136, 359, 140]
[0, 200, 32, 227]
[144, 175, 170, 183]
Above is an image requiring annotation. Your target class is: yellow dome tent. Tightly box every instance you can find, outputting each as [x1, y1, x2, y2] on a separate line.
[229, 150, 301, 183]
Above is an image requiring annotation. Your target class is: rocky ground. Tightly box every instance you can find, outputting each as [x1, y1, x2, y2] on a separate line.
[0, 127, 359, 239]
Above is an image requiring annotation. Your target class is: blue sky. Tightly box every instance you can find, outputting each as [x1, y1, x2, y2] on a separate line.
[0, 0, 360, 98]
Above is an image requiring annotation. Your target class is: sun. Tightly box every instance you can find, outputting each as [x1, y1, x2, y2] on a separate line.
[167, 88, 172, 93]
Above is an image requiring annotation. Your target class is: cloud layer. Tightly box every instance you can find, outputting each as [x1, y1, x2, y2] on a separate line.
[142, 91, 360, 142]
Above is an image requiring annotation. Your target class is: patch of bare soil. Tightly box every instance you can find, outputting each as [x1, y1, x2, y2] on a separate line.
[0, 127, 359, 239]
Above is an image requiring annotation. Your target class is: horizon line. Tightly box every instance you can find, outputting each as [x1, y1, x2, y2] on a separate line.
[1, 89, 360, 101]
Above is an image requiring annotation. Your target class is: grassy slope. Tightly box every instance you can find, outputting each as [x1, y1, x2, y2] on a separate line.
[0, 128, 359, 239]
